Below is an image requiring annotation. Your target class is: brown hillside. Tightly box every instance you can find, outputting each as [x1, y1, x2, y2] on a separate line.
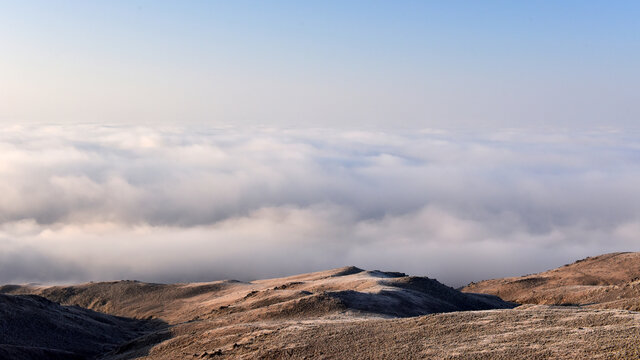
[106, 305, 640, 360]
[3, 264, 640, 359]
[1, 267, 513, 324]
[462, 252, 640, 310]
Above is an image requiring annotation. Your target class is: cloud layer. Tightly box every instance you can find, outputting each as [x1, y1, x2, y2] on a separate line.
[1, 125, 639, 286]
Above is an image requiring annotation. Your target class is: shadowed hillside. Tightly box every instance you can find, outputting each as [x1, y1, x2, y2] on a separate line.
[0, 294, 164, 360]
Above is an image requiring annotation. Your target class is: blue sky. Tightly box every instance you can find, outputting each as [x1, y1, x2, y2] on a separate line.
[1, 2, 640, 285]
[1, 0, 639, 128]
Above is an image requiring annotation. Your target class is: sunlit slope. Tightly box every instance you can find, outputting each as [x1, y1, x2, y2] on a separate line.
[2, 266, 513, 325]
[463, 252, 640, 310]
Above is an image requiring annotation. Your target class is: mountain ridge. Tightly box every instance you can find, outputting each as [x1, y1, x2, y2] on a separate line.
[462, 251, 640, 310]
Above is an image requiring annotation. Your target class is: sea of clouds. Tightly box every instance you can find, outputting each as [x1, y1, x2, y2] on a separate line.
[1, 124, 639, 286]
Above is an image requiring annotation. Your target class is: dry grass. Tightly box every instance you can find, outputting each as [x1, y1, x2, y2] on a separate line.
[463, 252, 640, 311]
[3, 262, 640, 359]
[107, 306, 640, 360]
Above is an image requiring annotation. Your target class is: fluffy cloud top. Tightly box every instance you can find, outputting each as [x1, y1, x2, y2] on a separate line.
[1, 125, 639, 286]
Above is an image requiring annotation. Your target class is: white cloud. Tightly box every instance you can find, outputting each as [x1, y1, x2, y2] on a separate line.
[1, 124, 639, 286]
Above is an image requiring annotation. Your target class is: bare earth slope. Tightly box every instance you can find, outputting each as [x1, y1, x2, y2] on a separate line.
[0, 294, 162, 360]
[462, 252, 640, 310]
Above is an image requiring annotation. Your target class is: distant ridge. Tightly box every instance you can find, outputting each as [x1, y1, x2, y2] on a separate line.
[462, 252, 640, 310]
[1, 266, 514, 323]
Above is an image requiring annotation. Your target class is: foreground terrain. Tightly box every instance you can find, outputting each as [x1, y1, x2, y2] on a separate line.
[1, 257, 640, 359]
[111, 305, 640, 360]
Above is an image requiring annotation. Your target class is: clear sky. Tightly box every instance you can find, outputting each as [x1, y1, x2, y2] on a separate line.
[1, 0, 639, 129]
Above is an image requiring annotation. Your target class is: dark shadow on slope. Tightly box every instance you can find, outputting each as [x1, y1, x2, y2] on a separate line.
[99, 330, 173, 360]
[330, 266, 365, 277]
[328, 276, 516, 318]
[0, 345, 85, 360]
[0, 294, 168, 360]
[383, 277, 517, 310]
